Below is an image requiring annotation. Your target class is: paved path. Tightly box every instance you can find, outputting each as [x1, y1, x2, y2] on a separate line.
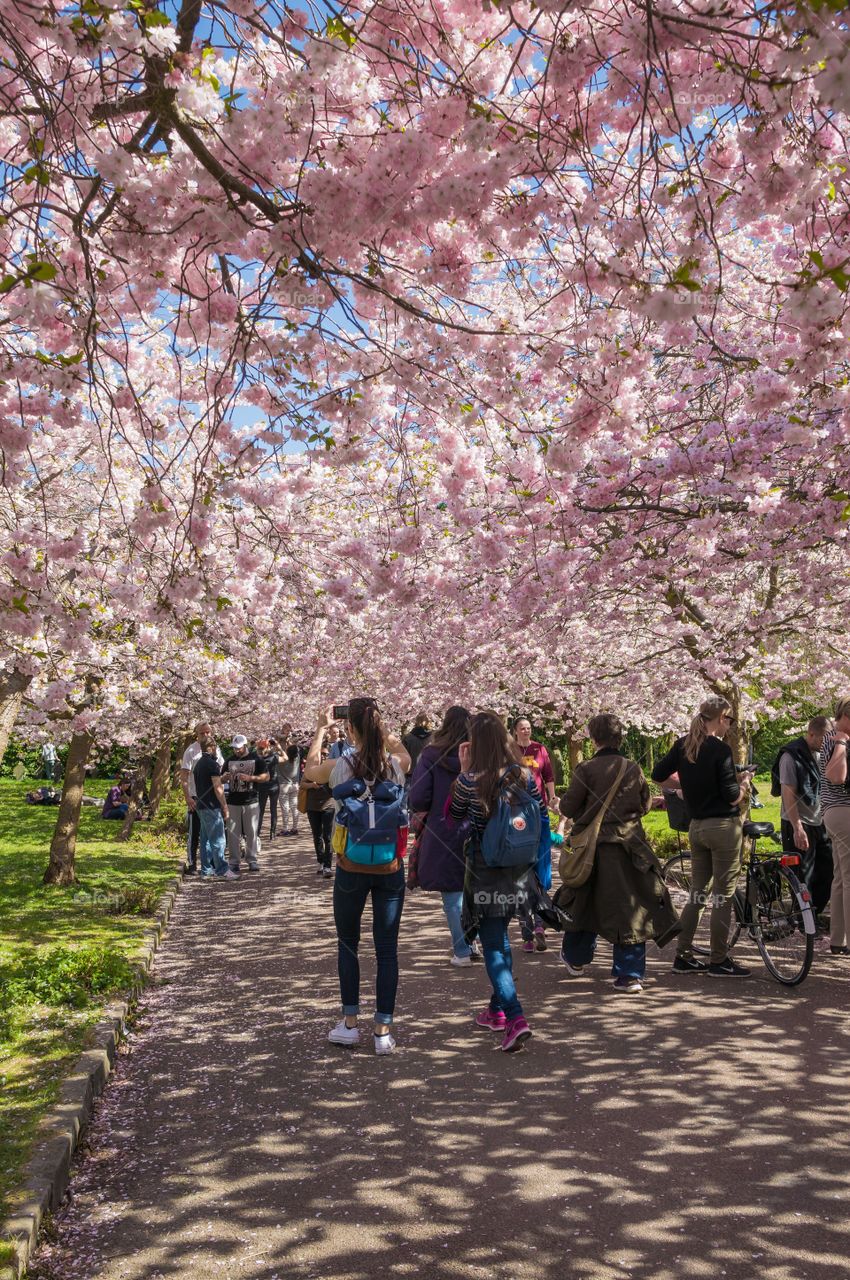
[28, 831, 850, 1280]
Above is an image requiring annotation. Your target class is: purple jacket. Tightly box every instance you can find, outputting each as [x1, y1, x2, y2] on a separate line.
[408, 744, 469, 892]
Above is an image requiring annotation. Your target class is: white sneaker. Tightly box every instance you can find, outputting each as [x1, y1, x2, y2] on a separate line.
[560, 957, 586, 976]
[450, 953, 473, 967]
[374, 1032, 396, 1055]
[328, 1020, 360, 1047]
[222, 869, 240, 881]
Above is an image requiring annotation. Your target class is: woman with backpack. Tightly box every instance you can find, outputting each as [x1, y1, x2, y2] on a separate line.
[558, 713, 680, 994]
[303, 700, 411, 1055]
[448, 710, 546, 1053]
[408, 705, 478, 967]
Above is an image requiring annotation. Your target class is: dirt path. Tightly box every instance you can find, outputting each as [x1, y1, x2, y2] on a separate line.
[27, 831, 850, 1280]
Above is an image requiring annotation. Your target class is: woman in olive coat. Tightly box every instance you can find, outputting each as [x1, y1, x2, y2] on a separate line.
[558, 713, 680, 994]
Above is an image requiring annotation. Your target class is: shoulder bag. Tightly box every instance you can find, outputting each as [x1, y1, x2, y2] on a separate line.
[558, 758, 630, 889]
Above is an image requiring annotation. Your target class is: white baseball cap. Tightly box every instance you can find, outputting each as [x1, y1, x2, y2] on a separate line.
[231, 734, 248, 749]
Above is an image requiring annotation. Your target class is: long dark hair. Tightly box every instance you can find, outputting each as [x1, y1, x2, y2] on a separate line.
[347, 697, 389, 781]
[467, 711, 522, 816]
[430, 705, 471, 753]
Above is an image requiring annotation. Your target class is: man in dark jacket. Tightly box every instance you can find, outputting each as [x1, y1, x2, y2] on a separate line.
[402, 714, 432, 778]
[775, 716, 833, 923]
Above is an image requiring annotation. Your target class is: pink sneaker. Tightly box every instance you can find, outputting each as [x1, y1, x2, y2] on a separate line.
[501, 1016, 532, 1053]
[522, 939, 535, 953]
[475, 1007, 506, 1032]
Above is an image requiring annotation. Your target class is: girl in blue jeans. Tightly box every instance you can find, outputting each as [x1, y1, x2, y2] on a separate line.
[449, 711, 547, 1053]
[303, 698, 412, 1056]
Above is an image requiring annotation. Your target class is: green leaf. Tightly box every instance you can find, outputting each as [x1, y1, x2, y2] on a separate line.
[0, 275, 17, 294]
[28, 261, 57, 283]
[143, 9, 171, 29]
[669, 258, 702, 292]
[325, 16, 356, 46]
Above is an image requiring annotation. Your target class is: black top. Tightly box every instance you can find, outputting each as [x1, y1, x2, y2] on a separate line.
[402, 727, 432, 775]
[193, 754, 223, 813]
[652, 735, 740, 820]
[223, 751, 262, 805]
[256, 752, 279, 790]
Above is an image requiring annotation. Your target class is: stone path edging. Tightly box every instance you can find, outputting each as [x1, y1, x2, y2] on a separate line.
[0, 867, 183, 1280]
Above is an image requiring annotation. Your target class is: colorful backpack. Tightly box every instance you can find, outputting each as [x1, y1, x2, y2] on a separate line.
[332, 773, 408, 866]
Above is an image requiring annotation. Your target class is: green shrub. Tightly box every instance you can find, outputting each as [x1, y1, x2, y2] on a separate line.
[0, 945, 135, 1011]
[645, 829, 688, 860]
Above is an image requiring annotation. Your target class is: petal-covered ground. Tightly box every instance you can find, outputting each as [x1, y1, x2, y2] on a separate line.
[27, 833, 850, 1280]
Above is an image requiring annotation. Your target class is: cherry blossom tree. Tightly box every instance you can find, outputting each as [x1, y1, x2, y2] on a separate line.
[1, 0, 849, 876]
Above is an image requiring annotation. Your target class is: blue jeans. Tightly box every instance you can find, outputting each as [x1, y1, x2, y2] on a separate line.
[478, 915, 523, 1021]
[198, 808, 229, 877]
[333, 866, 405, 1025]
[441, 890, 471, 958]
[562, 930, 646, 979]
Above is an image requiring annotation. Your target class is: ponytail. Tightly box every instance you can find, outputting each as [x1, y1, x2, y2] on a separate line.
[347, 697, 390, 781]
[683, 695, 732, 764]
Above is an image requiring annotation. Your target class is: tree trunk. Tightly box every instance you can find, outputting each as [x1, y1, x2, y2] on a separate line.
[568, 736, 584, 774]
[714, 683, 749, 764]
[0, 669, 32, 768]
[147, 737, 173, 817]
[44, 730, 94, 885]
[118, 756, 152, 841]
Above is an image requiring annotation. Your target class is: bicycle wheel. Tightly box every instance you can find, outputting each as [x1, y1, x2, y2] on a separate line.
[661, 854, 742, 955]
[752, 864, 814, 986]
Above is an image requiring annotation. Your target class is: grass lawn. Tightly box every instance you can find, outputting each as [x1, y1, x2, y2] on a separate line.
[0, 778, 184, 1226]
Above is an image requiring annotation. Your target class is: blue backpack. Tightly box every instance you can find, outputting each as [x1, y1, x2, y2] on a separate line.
[332, 773, 408, 866]
[480, 768, 542, 868]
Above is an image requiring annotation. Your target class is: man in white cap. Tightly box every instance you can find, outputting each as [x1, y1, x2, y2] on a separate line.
[221, 735, 269, 873]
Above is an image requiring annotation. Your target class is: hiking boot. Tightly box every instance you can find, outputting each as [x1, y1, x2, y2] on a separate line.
[707, 957, 751, 978]
[221, 869, 240, 881]
[500, 1016, 532, 1053]
[534, 927, 547, 952]
[475, 1008, 506, 1032]
[672, 953, 707, 974]
[612, 976, 642, 995]
[183, 863, 197, 876]
[328, 1020, 360, 1047]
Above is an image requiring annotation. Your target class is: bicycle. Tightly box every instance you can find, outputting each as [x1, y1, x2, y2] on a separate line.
[661, 819, 816, 986]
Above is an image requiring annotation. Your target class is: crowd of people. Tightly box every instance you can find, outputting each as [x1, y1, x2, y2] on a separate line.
[175, 695, 850, 1054]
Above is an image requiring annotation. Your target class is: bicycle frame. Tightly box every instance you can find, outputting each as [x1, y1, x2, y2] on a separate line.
[733, 836, 816, 939]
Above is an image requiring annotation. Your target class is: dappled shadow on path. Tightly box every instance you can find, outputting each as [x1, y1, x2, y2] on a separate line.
[27, 831, 850, 1280]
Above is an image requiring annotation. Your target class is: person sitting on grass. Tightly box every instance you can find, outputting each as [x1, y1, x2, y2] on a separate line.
[102, 776, 131, 820]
